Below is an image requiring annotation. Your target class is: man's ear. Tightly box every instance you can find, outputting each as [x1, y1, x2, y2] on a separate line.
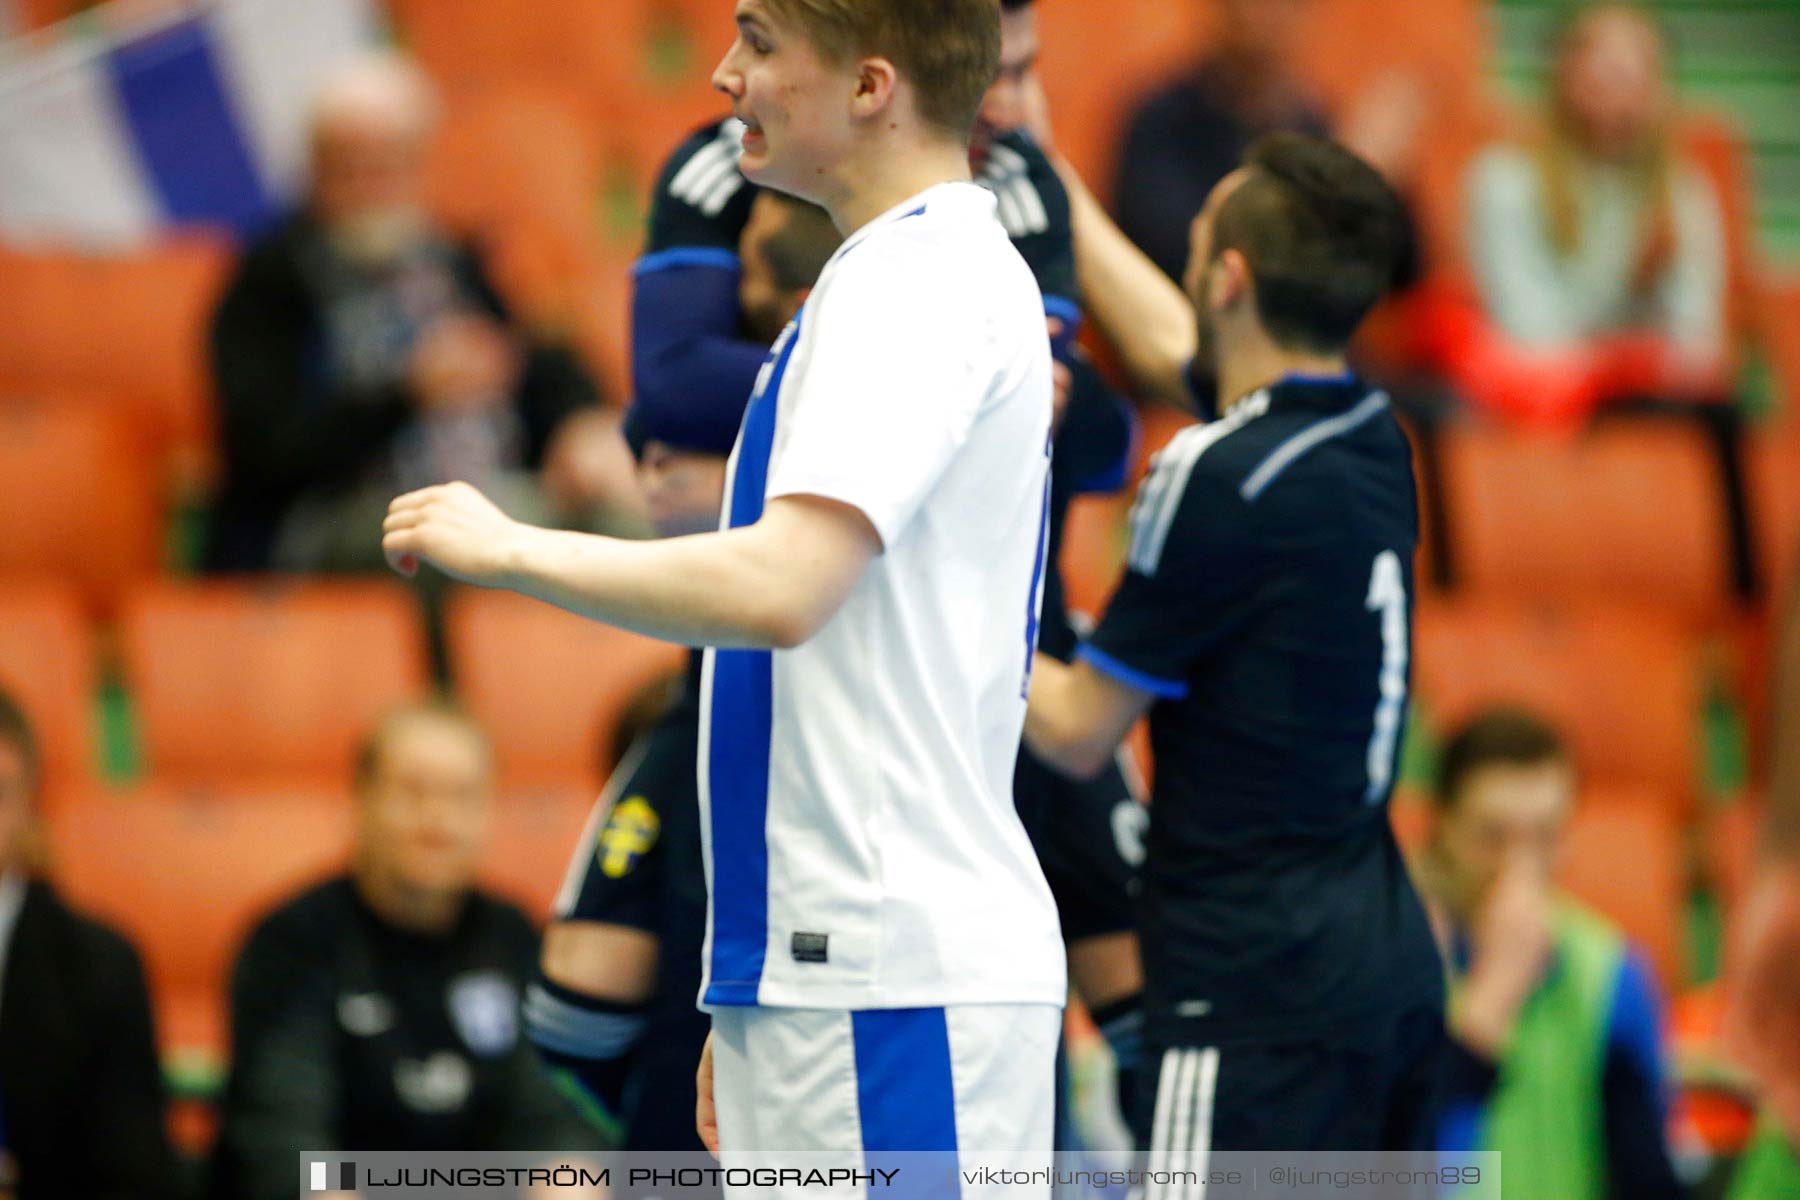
[849, 56, 899, 121]
[1212, 248, 1253, 312]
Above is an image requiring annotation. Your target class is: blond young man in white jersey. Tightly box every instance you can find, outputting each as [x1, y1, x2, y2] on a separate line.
[382, 0, 1065, 1182]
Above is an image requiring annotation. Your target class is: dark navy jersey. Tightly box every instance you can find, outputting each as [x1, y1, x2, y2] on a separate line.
[557, 655, 710, 1150]
[1081, 375, 1442, 1046]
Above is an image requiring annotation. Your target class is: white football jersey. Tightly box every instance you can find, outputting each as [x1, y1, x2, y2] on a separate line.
[697, 181, 1066, 1011]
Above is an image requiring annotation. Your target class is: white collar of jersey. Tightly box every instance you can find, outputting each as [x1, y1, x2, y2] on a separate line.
[1221, 388, 1273, 423]
[1223, 372, 1363, 422]
[830, 181, 997, 265]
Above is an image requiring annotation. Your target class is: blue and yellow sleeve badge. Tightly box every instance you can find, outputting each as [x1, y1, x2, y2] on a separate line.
[596, 795, 661, 879]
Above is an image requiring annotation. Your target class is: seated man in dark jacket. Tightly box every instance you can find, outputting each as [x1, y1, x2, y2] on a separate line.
[207, 53, 616, 572]
[0, 692, 177, 1200]
[209, 701, 599, 1200]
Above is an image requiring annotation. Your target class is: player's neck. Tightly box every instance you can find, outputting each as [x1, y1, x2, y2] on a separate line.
[824, 137, 974, 237]
[1214, 337, 1349, 417]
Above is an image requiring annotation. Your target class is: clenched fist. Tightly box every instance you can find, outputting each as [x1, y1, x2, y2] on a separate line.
[382, 481, 527, 586]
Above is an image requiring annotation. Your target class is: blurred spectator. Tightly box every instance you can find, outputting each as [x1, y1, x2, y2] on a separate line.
[0, 692, 178, 1200]
[209, 701, 598, 1200]
[1111, 0, 1328, 282]
[206, 53, 616, 573]
[1417, 710, 1684, 1199]
[1464, 3, 1728, 417]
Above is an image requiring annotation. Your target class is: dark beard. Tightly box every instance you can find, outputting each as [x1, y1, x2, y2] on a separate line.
[1189, 310, 1220, 417]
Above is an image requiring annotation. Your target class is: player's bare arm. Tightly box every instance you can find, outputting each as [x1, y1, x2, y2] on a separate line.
[1050, 151, 1196, 411]
[1023, 652, 1152, 780]
[540, 922, 660, 1003]
[382, 482, 880, 649]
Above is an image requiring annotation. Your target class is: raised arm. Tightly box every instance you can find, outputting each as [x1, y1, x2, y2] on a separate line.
[382, 483, 879, 650]
[628, 120, 772, 455]
[1052, 153, 1197, 410]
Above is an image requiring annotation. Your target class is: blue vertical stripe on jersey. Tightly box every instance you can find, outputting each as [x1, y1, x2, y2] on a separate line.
[702, 310, 803, 1007]
[1022, 444, 1052, 698]
[107, 17, 272, 235]
[852, 1008, 960, 1158]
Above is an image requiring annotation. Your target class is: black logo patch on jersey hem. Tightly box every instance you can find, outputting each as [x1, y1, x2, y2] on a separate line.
[791, 932, 829, 964]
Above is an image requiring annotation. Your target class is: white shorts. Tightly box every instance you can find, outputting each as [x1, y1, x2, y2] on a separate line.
[710, 1003, 1061, 1199]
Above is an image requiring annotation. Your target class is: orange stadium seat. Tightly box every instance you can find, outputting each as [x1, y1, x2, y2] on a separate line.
[0, 582, 96, 793]
[46, 783, 351, 1060]
[0, 237, 230, 475]
[388, 0, 616, 96]
[1682, 113, 1767, 363]
[447, 590, 686, 790]
[120, 580, 430, 785]
[392, 0, 709, 120]
[1414, 599, 1701, 806]
[1749, 428, 1800, 600]
[14, 0, 74, 31]
[1559, 787, 1686, 988]
[1294, 0, 1486, 124]
[425, 86, 604, 259]
[0, 404, 164, 609]
[1766, 279, 1800, 425]
[479, 783, 599, 923]
[1059, 492, 1131, 622]
[1438, 421, 1731, 621]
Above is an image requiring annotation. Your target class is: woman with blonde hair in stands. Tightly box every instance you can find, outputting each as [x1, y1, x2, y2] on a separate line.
[1459, 2, 1730, 426]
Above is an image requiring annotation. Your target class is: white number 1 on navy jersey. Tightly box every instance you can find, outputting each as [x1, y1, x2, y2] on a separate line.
[1364, 550, 1409, 804]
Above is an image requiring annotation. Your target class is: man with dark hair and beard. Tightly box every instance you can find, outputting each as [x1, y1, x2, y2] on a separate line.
[1024, 133, 1445, 1163]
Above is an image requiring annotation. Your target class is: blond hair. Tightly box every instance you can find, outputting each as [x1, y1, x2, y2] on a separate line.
[1537, 3, 1678, 291]
[762, 0, 1002, 136]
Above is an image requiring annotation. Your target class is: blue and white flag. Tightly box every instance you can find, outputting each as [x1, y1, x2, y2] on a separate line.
[0, 0, 380, 248]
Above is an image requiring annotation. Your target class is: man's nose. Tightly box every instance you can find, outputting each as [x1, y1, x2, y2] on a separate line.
[712, 46, 744, 98]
